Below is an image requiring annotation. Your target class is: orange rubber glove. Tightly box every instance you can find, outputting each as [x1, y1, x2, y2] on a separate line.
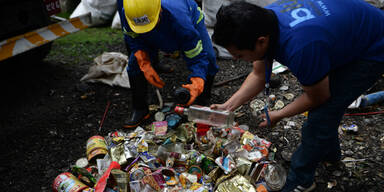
[182, 77, 205, 106]
[135, 50, 165, 88]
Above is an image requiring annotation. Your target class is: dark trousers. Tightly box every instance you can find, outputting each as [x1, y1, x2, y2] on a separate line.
[286, 60, 384, 186]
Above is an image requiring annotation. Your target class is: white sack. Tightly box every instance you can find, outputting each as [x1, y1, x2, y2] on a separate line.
[81, 52, 130, 88]
[203, 0, 277, 59]
[70, 0, 117, 26]
[365, 0, 384, 8]
[111, 11, 121, 29]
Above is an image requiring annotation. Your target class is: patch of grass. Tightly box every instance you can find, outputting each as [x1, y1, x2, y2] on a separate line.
[46, 27, 124, 64]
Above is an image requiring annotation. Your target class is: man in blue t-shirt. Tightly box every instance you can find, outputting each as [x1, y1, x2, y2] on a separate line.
[211, 0, 384, 191]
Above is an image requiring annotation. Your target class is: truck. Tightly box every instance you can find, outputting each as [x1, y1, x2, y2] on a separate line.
[0, 0, 91, 63]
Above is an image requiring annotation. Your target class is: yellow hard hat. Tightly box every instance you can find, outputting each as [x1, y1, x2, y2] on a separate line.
[123, 0, 161, 34]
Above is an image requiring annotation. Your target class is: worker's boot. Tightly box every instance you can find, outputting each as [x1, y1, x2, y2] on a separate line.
[195, 75, 215, 106]
[123, 73, 150, 128]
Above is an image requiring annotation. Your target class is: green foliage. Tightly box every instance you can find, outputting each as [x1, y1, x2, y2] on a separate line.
[46, 27, 123, 64]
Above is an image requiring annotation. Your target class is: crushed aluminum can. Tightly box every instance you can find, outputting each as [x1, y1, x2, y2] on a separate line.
[129, 167, 146, 181]
[283, 93, 295, 100]
[248, 163, 266, 185]
[216, 175, 256, 192]
[188, 165, 203, 181]
[250, 99, 265, 117]
[279, 85, 289, 91]
[341, 124, 358, 133]
[215, 155, 235, 174]
[264, 163, 287, 191]
[273, 100, 285, 110]
[235, 157, 252, 175]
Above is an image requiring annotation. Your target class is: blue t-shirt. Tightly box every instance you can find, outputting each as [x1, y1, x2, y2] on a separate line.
[267, 0, 384, 85]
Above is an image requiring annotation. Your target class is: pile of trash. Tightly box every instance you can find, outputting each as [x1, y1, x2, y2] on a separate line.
[52, 105, 286, 192]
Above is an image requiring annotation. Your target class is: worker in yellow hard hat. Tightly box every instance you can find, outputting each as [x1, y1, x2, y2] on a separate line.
[117, 0, 219, 128]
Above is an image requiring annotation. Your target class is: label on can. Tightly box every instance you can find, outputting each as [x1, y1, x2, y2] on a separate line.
[53, 172, 88, 192]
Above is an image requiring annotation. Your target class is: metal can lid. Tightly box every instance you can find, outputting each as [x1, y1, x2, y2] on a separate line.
[154, 111, 165, 121]
[76, 157, 89, 168]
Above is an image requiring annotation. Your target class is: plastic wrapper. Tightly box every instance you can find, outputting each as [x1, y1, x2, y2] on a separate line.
[129, 180, 143, 192]
[97, 154, 112, 175]
[137, 138, 149, 153]
[94, 161, 121, 192]
[215, 155, 235, 174]
[224, 140, 241, 154]
[216, 175, 256, 192]
[140, 151, 156, 163]
[110, 169, 128, 192]
[207, 167, 223, 183]
[179, 172, 198, 189]
[142, 168, 163, 191]
[152, 121, 168, 136]
[188, 183, 209, 192]
[247, 150, 264, 162]
[200, 156, 217, 174]
[110, 143, 128, 166]
[235, 157, 252, 176]
[124, 140, 139, 159]
[129, 166, 145, 181]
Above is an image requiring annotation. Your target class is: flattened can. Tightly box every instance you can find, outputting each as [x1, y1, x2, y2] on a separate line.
[86, 135, 108, 162]
[52, 172, 89, 192]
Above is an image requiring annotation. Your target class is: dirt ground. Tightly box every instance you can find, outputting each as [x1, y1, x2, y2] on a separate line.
[0, 29, 383, 192]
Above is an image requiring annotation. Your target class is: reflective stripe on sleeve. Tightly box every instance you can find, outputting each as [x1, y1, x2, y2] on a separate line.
[196, 7, 204, 24]
[184, 40, 203, 58]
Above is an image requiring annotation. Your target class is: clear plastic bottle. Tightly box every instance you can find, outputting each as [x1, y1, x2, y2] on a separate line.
[175, 105, 235, 128]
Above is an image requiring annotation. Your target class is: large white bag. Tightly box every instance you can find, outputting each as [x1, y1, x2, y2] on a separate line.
[111, 11, 121, 29]
[81, 52, 130, 88]
[70, 0, 117, 26]
[202, 0, 276, 59]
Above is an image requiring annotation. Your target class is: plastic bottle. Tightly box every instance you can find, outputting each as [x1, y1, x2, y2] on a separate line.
[174, 105, 235, 128]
